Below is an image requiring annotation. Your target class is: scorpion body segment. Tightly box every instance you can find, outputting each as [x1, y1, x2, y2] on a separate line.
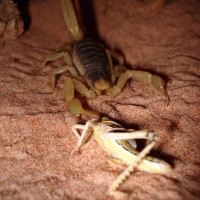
[72, 37, 111, 91]
[60, 0, 84, 41]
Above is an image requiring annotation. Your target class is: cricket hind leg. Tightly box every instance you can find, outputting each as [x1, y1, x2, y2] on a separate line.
[108, 132, 158, 197]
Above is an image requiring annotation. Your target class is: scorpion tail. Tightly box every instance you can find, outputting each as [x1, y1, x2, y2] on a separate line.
[60, 0, 85, 41]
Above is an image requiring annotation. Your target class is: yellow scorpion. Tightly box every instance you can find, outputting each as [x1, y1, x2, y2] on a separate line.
[34, 0, 168, 118]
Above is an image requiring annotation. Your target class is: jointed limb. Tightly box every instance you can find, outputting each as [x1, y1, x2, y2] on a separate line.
[106, 49, 116, 85]
[71, 120, 94, 153]
[119, 70, 167, 95]
[33, 46, 83, 94]
[108, 132, 157, 197]
[63, 77, 99, 118]
[72, 124, 84, 139]
[51, 65, 79, 90]
[104, 130, 157, 141]
[108, 68, 168, 97]
[106, 50, 127, 85]
[33, 48, 74, 75]
[103, 129, 159, 196]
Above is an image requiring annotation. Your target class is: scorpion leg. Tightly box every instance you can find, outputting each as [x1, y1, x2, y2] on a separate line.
[108, 69, 168, 97]
[105, 49, 116, 85]
[63, 77, 99, 118]
[51, 65, 79, 90]
[113, 65, 128, 77]
[33, 52, 65, 74]
[33, 46, 73, 74]
[106, 50, 127, 85]
[50, 50, 80, 89]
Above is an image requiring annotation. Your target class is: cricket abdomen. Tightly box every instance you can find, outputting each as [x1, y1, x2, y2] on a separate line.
[72, 37, 111, 89]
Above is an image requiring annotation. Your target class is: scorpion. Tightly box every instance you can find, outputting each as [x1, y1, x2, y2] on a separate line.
[71, 118, 172, 197]
[34, 0, 168, 118]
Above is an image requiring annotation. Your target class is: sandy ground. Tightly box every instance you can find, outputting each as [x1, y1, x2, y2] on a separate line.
[0, 0, 200, 199]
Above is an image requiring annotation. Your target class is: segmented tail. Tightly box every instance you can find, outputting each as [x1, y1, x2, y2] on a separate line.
[60, 0, 84, 41]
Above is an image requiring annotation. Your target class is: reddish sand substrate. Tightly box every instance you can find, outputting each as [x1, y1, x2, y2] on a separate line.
[0, 0, 200, 199]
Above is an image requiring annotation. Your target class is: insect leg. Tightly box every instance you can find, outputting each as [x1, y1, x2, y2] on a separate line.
[104, 130, 157, 140]
[72, 124, 85, 139]
[71, 120, 94, 153]
[108, 133, 158, 197]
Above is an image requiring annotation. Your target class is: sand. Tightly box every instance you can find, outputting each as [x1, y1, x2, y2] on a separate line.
[0, 0, 200, 199]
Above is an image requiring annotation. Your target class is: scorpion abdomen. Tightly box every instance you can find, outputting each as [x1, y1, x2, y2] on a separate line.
[72, 37, 111, 89]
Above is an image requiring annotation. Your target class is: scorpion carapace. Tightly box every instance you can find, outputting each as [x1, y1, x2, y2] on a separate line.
[34, 0, 168, 118]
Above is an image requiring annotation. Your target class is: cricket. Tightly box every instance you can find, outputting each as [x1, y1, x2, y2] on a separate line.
[71, 118, 172, 197]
